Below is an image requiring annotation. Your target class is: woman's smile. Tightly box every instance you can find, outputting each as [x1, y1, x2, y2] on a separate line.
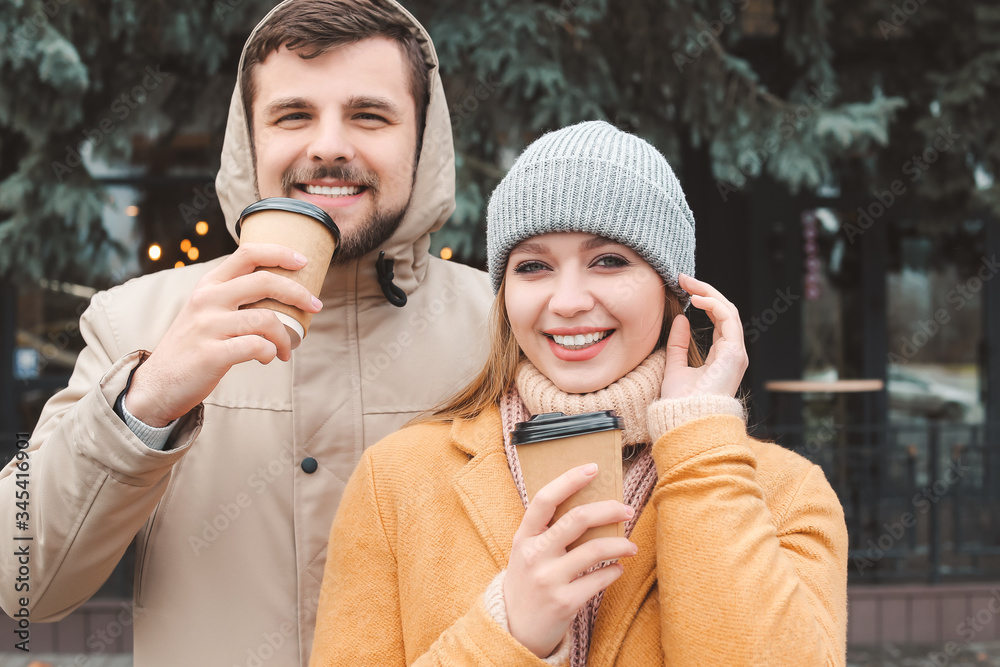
[543, 328, 616, 360]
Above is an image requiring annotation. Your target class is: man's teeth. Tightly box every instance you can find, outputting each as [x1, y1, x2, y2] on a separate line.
[303, 184, 362, 197]
[551, 331, 611, 349]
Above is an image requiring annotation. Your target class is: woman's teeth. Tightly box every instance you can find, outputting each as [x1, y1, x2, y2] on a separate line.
[303, 184, 362, 197]
[551, 331, 611, 349]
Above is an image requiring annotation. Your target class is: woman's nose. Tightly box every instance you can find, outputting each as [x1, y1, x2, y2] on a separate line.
[547, 273, 595, 318]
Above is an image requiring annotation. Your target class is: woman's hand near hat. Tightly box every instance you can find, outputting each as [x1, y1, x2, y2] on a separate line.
[661, 274, 748, 400]
[504, 463, 636, 658]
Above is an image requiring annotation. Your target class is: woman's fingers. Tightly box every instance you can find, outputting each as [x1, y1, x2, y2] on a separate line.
[536, 500, 633, 560]
[664, 314, 691, 370]
[563, 562, 625, 609]
[516, 464, 599, 539]
[689, 294, 743, 349]
[668, 274, 748, 398]
[680, 274, 744, 349]
[680, 273, 735, 308]
[558, 535, 636, 578]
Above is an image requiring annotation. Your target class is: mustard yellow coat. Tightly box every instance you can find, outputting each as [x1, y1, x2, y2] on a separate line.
[310, 408, 848, 666]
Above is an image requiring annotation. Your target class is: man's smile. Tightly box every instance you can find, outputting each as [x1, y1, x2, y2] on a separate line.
[301, 184, 364, 197]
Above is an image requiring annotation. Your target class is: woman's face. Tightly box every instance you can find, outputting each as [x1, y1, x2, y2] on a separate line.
[505, 232, 666, 394]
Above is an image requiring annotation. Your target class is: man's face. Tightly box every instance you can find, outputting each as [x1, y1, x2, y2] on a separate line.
[251, 37, 418, 263]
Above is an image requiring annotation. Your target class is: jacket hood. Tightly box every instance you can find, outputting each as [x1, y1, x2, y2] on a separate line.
[215, 0, 455, 301]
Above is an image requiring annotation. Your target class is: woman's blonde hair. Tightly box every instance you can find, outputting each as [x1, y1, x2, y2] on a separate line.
[421, 276, 705, 424]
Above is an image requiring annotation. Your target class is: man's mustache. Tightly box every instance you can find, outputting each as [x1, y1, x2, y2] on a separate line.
[281, 165, 380, 194]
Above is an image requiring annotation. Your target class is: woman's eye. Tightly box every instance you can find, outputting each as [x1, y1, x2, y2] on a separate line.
[512, 260, 548, 274]
[593, 254, 630, 268]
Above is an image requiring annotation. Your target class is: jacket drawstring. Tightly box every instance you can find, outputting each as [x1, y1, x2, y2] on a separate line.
[375, 251, 407, 307]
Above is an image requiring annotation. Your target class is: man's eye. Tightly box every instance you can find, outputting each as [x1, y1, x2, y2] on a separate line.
[356, 113, 388, 123]
[593, 254, 630, 268]
[512, 260, 548, 274]
[278, 113, 308, 122]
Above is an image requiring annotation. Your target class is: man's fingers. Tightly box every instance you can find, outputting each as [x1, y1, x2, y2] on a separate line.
[517, 464, 599, 539]
[217, 309, 294, 364]
[209, 243, 308, 284]
[219, 270, 322, 312]
[220, 335, 280, 367]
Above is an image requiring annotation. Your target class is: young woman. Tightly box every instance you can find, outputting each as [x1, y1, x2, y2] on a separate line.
[309, 121, 848, 666]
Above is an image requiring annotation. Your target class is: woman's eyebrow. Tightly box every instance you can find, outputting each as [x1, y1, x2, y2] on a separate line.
[510, 241, 549, 255]
[580, 237, 616, 251]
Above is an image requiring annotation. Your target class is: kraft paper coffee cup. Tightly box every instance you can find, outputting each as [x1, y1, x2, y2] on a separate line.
[511, 411, 624, 550]
[235, 198, 340, 349]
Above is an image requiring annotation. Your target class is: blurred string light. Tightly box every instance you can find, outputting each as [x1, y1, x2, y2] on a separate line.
[187, 247, 200, 261]
[180, 239, 192, 252]
[175, 261, 185, 268]
[126, 205, 139, 217]
[148, 244, 162, 261]
[195, 221, 209, 235]
[440, 247, 453, 260]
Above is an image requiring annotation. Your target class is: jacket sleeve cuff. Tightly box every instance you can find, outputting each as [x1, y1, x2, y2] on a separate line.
[646, 395, 745, 442]
[111, 355, 179, 451]
[76, 351, 203, 481]
[481, 570, 572, 665]
[119, 399, 178, 451]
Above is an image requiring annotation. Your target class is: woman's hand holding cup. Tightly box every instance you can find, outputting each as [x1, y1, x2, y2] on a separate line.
[504, 463, 636, 658]
[661, 273, 748, 400]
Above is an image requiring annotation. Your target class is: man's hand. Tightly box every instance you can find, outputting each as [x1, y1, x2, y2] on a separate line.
[124, 243, 323, 427]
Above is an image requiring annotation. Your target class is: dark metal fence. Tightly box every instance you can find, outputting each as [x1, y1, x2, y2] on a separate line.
[755, 420, 1000, 583]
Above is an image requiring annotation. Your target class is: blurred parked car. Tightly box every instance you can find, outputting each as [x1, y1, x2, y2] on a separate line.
[887, 367, 978, 421]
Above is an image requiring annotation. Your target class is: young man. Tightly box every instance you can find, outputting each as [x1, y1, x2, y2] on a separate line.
[0, 1, 493, 664]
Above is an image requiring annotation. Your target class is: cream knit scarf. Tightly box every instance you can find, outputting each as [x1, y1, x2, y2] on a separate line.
[500, 350, 666, 667]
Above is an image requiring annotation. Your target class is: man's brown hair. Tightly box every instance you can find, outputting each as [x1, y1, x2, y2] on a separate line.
[241, 0, 431, 152]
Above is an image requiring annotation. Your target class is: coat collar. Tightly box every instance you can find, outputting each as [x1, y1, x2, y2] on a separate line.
[448, 407, 660, 656]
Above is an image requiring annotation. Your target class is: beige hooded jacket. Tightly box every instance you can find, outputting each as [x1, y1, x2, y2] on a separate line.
[0, 1, 492, 664]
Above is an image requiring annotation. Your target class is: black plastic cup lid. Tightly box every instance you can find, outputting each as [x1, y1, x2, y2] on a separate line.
[511, 411, 623, 446]
[235, 197, 341, 249]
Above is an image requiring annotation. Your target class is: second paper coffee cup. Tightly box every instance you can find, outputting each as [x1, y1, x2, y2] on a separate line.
[235, 197, 341, 349]
[511, 411, 624, 550]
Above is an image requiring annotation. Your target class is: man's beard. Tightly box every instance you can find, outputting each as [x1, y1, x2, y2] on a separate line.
[280, 164, 409, 265]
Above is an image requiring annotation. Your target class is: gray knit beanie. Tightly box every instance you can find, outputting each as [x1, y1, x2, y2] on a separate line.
[486, 121, 696, 308]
